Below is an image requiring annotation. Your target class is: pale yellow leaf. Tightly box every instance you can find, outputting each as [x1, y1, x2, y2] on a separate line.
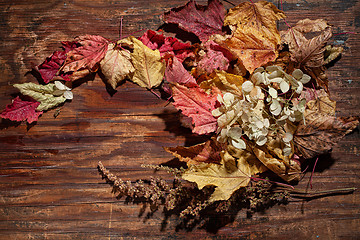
[100, 42, 135, 89]
[127, 36, 165, 89]
[13, 82, 68, 111]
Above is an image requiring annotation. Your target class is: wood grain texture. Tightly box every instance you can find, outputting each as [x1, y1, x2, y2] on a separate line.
[0, 0, 359, 239]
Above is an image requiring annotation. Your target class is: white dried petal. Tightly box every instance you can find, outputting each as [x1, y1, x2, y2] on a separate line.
[232, 138, 246, 149]
[263, 118, 270, 128]
[64, 91, 73, 100]
[254, 67, 264, 73]
[54, 81, 70, 91]
[270, 77, 283, 83]
[242, 81, 254, 93]
[266, 65, 281, 73]
[211, 108, 222, 117]
[280, 80, 290, 93]
[256, 135, 267, 146]
[292, 69, 303, 80]
[269, 87, 278, 98]
[295, 81, 303, 94]
[300, 74, 311, 84]
[228, 126, 243, 139]
[223, 93, 234, 107]
[272, 107, 282, 116]
[270, 99, 281, 111]
[297, 98, 307, 113]
[284, 106, 291, 116]
[252, 72, 264, 85]
[255, 120, 264, 128]
[283, 132, 293, 142]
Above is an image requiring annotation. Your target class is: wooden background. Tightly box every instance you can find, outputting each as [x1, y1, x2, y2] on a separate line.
[0, 0, 359, 239]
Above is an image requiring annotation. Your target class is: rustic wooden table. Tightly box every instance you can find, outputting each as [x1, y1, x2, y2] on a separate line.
[0, 0, 359, 239]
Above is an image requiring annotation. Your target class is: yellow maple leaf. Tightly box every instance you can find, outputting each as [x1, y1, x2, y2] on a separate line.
[216, 1, 285, 73]
[126, 36, 165, 89]
[182, 148, 266, 202]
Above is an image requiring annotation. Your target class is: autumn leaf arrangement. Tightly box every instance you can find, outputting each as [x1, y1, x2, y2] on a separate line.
[1, 0, 359, 230]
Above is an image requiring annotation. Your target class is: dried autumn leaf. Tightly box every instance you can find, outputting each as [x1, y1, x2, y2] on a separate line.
[165, 56, 197, 86]
[218, 1, 285, 73]
[36, 41, 78, 83]
[164, 138, 222, 165]
[164, 0, 226, 42]
[139, 30, 194, 62]
[125, 36, 165, 89]
[100, 42, 135, 89]
[281, 19, 332, 68]
[182, 149, 265, 202]
[13, 82, 69, 111]
[196, 40, 233, 75]
[171, 83, 218, 135]
[294, 94, 359, 159]
[199, 71, 245, 96]
[61, 35, 109, 73]
[0, 96, 42, 123]
[324, 45, 343, 65]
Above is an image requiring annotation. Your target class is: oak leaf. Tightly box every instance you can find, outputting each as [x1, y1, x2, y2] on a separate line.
[100, 42, 135, 89]
[163, 0, 226, 42]
[139, 30, 194, 62]
[13, 82, 70, 111]
[164, 138, 222, 165]
[125, 36, 165, 89]
[218, 1, 285, 73]
[294, 94, 359, 159]
[61, 35, 109, 73]
[171, 83, 218, 135]
[0, 96, 42, 123]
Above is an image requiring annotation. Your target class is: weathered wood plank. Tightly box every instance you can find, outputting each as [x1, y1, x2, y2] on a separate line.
[0, 0, 359, 239]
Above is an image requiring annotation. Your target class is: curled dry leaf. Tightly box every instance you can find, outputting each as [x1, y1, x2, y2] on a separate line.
[0, 96, 42, 124]
[100, 42, 135, 89]
[294, 94, 359, 159]
[13, 82, 69, 111]
[36, 41, 78, 83]
[218, 1, 285, 73]
[164, 138, 222, 165]
[164, 0, 226, 42]
[139, 29, 194, 62]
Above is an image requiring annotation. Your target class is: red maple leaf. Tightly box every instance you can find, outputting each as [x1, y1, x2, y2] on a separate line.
[163, 0, 226, 42]
[36, 41, 79, 83]
[165, 57, 197, 86]
[171, 83, 218, 135]
[61, 35, 109, 73]
[0, 96, 43, 124]
[139, 30, 193, 62]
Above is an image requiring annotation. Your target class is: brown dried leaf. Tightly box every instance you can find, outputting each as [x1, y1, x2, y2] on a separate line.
[294, 94, 359, 159]
[218, 1, 285, 73]
[164, 138, 222, 165]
